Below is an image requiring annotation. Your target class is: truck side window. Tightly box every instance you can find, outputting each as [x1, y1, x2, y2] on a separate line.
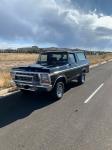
[76, 52, 86, 61]
[69, 54, 76, 64]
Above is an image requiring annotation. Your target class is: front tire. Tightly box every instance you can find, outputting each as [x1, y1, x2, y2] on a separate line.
[52, 81, 64, 99]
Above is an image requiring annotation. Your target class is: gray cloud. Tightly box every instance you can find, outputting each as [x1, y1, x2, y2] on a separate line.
[0, 0, 112, 50]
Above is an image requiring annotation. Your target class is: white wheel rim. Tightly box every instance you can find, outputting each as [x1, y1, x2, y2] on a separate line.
[57, 83, 63, 98]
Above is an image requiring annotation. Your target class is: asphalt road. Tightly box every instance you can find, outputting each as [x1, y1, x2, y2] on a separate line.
[1, 62, 112, 150]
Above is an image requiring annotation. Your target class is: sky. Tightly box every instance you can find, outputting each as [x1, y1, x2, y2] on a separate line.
[0, 0, 112, 51]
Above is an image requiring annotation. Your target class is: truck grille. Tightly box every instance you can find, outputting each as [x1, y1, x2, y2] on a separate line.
[14, 72, 40, 84]
[15, 75, 33, 82]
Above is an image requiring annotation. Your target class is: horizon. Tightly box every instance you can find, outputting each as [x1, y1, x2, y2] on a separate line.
[0, 46, 112, 53]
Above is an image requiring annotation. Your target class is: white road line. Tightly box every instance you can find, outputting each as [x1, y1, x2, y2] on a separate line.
[84, 83, 104, 104]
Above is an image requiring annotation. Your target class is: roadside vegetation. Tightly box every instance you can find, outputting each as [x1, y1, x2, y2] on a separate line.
[87, 54, 112, 65]
[0, 53, 37, 90]
[0, 53, 112, 90]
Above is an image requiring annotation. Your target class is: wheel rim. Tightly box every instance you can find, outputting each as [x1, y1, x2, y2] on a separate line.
[56, 83, 63, 98]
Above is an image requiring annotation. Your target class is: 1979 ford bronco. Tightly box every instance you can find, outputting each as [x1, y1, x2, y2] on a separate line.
[11, 50, 89, 99]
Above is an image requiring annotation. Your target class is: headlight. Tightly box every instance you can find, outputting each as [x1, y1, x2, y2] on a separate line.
[40, 73, 51, 85]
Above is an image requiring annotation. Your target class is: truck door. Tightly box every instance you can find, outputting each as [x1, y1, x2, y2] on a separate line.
[75, 52, 87, 75]
[65, 53, 78, 81]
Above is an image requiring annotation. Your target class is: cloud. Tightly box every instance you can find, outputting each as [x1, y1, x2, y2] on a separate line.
[0, 0, 112, 50]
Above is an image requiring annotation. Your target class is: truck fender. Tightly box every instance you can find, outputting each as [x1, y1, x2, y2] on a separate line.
[53, 75, 67, 88]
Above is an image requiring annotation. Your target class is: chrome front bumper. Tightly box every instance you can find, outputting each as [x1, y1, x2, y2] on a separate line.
[11, 81, 53, 92]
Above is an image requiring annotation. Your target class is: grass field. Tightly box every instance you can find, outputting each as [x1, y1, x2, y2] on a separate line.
[87, 54, 112, 65]
[0, 53, 37, 90]
[0, 53, 112, 90]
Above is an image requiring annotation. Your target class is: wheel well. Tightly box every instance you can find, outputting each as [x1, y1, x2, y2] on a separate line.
[54, 76, 66, 87]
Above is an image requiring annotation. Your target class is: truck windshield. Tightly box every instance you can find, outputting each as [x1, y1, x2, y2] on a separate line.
[37, 53, 68, 66]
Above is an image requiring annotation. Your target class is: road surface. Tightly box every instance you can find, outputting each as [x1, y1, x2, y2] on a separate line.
[0, 62, 112, 150]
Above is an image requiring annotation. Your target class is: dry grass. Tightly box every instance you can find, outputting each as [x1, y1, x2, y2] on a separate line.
[87, 54, 112, 65]
[0, 53, 112, 90]
[0, 53, 37, 61]
[0, 72, 11, 89]
[0, 53, 38, 90]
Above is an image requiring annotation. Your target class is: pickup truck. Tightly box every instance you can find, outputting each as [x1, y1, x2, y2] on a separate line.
[11, 50, 89, 99]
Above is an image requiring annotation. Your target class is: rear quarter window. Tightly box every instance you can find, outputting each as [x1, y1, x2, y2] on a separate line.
[76, 52, 86, 61]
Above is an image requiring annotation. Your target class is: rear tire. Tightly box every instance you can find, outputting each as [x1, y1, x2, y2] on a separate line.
[78, 73, 85, 84]
[52, 81, 64, 99]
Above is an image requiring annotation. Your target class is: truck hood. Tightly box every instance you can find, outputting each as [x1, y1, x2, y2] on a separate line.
[12, 64, 51, 73]
[12, 63, 69, 74]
